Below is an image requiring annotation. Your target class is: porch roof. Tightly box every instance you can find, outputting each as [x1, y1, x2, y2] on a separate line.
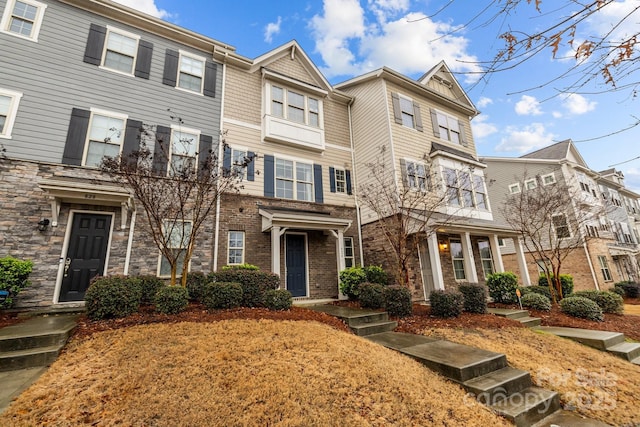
[259, 208, 352, 233]
[406, 210, 521, 237]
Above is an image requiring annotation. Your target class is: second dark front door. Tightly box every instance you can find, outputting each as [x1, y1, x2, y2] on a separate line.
[286, 234, 307, 297]
[59, 213, 112, 302]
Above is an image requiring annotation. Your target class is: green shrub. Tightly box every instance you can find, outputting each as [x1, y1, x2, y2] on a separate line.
[210, 270, 279, 307]
[610, 285, 626, 298]
[458, 283, 487, 314]
[154, 286, 189, 314]
[486, 272, 519, 304]
[85, 276, 140, 320]
[520, 292, 551, 311]
[572, 290, 600, 300]
[263, 289, 293, 311]
[615, 281, 639, 298]
[429, 290, 464, 318]
[363, 265, 389, 286]
[135, 275, 164, 304]
[0, 256, 33, 309]
[538, 274, 574, 298]
[560, 296, 604, 321]
[383, 286, 412, 317]
[358, 282, 385, 309]
[521, 285, 553, 300]
[202, 281, 243, 310]
[185, 272, 208, 302]
[221, 263, 260, 271]
[573, 290, 624, 314]
[339, 267, 367, 300]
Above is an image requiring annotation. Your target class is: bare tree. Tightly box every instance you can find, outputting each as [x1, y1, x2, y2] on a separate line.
[500, 173, 607, 302]
[101, 114, 253, 286]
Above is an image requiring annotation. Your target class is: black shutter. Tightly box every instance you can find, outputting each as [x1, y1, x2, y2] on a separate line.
[391, 92, 403, 125]
[329, 167, 336, 193]
[122, 119, 142, 158]
[430, 108, 441, 139]
[153, 125, 171, 176]
[264, 155, 275, 197]
[83, 24, 106, 65]
[62, 108, 91, 166]
[203, 60, 218, 98]
[459, 122, 468, 146]
[162, 49, 179, 87]
[223, 145, 232, 176]
[414, 102, 424, 132]
[314, 164, 323, 203]
[247, 151, 255, 182]
[134, 40, 154, 79]
[198, 134, 213, 173]
[346, 170, 353, 195]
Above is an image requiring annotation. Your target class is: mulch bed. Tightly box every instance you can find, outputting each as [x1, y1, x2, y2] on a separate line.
[0, 312, 21, 329]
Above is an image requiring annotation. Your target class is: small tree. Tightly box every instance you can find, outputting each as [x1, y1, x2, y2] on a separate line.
[102, 112, 253, 286]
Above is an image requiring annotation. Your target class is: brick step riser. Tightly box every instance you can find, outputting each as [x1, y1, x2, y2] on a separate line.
[351, 321, 397, 337]
[0, 333, 70, 353]
[416, 355, 508, 383]
[607, 344, 640, 362]
[0, 350, 60, 372]
[346, 313, 390, 327]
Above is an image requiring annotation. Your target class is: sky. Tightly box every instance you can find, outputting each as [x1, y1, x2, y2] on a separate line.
[113, 0, 640, 191]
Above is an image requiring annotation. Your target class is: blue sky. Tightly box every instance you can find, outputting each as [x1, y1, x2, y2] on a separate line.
[115, 0, 640, 191]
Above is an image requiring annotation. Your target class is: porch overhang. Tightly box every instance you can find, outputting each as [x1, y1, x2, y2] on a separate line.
[259, 208, 352, 233]
[608, 245, 639, 257]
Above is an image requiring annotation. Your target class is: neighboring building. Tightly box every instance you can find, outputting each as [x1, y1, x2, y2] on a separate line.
[483, 140, 638, 290]
[336, 63, 527, 299]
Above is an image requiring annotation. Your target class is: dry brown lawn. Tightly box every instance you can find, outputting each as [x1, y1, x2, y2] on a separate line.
[421, 327, 640, 426]
[1, 320, 508, 427]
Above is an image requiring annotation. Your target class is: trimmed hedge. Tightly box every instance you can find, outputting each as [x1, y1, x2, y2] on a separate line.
[221, 263, 259, 271]
[185, 272, 208, 302]
[359, 282, 385, 309]
[363, 266, 389, 286]
[430, 290, 464, 318]
[519, 285, 553, 300]
[538, 274, 574, 298]
[573, 290, 624, 314]
[85, 276, 140, 320]
[0, 256, 33, 309]
[383, 286, 412, 317]
[154, 286, 189, 314]
[202, 282, 243, 310]
[615, 281, 639, 298]
[560, 296, 604, 321]
[339, 267, 367, 300]
[487, 272, 519, 304]
[610, 285, 626, 298]
[263, 289, 293, 311]
[520, 292, 551, 311]
[136, 275, 164, 304]
[458, 283, 487, 314]
[210, 270, 279, 307]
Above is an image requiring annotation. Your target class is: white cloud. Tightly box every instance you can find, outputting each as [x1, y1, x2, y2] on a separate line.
[624, 167, 640, 193]
[562, 93, 597, 115]
[111, 0, 169, 19]
[476, 97, 493, 108]
[471, 115, 498, 139]
[514, 95, 543, 116]
[552, 111, 563, 118]
[495, 123, 556, 153]
[264, 17, 282, 43]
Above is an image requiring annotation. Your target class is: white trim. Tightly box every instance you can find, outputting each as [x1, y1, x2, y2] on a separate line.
[332, 166, 347, 194]
[98, 25, 140, 76]
[262, 68, 328, 97]
[433, 108, 462, 145]
[541, 172, 556, 186]
[343, 236, 355, 268]
[524, 178, 537, 190]
[0, 88, 23, 139]
[508, 183, 521, 194]
[176, 49, 206, 95]
[223, 117, 261, 131]
[53, 210, 115, 304]
[227, 230, 245, 265]
[284, 232, 309, 298]
[81, 109, 129, 167]
[167, 125, 201, 175]
[324, 142, 352, 152]
[0, 0, 47, 42]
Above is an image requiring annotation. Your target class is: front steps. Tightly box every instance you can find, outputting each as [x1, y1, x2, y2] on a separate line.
[488, 308, 541, 327]
[308, 304, 397, 336]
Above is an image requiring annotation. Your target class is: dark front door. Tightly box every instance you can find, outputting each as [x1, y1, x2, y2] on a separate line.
[59, 213, 112, 302]
[286, 234, 307, 297]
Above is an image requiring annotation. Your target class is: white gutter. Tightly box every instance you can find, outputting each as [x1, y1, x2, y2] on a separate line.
[212, 56, 228, 272]
[348, 102, 365, 265]
[123, 209, 136, 275]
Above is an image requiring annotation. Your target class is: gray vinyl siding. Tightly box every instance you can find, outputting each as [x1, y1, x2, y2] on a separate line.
[0, 0, 223, 163]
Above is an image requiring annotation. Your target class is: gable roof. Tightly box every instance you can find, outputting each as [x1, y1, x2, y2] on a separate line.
[520, 139, 589, 168]
[418, 61, 476, 113]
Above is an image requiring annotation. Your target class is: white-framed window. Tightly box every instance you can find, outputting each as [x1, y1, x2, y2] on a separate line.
[444, 167, 460, 206]
[228, 231, 245, 265]
[474, 175, 487, 209]
[231, 148, 247, 180]
[450, 238, 466, 280]
[0, 0, 47, 42]
[576, 171, 597, 197]
[406, 160, 428, 191]
[177, 51, 205, 94]
[542, 173, 556, 185]
[552, 214, 570, 239]
[598, 255, 612, 282]
[0, 88, 23, 139]
[399, 95, 417, 129]
[169, 126, 199, 175]
[82, 109, 127, 167]
[344, 237, 355, 268]
[443, 168, 487, 209]
[275, 158, 313, 201]
[269, 84, 321, 128]
[436, 111, 461, 144]
[498, 238, 506, 247]
[158, 220, 192, 277]
[477, 240, 494, 278]
[509, 183, 521, 194]
[101, 26, 139, 75]
[335, 168, 347, 193]
[525, 178, 537, 190]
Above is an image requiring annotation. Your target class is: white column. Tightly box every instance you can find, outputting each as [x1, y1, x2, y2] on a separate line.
[333, 230, 347, 300]
[271, 226, 281, 282]
[462, 232, 478, 283]
[515, 237, 532, 286]
[428, 233, 445, 290]
[490, 234, 505, 273]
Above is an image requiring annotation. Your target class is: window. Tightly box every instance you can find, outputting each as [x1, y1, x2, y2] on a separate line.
[498, 238, 505, 247]
[542, 173, 556, 185]
[269, 85, 321, 127]
[508, 183, 521, 194]
[474, 175, 487, 209]
[178, 52, 205, 93]
[335, 168, 346, 193]
[0, 0, 46, 41]
[598, 255, 612, 282]
[0, 88, 22, 139]
[344, 237, 355, 268]
[275, 158, 313, 201]
[399, 96, 416, 128]
[576, 171, 596, 196]
[450, 238, 466, 280]
[524, 179, 537, 190]
[586, 224, 599, 238]
[444, 168, 460, 206]
[436, 111, 461, 144]
[158, 220, 192, 277]
[83, 110, 126, 167]
[444, 168, 487, 209]
[169, 127, 199, 174]
[228, 231, 245, 265]
[552, 214, 570, 239]
[406, 160, 428, 191]
[102, 27, 139, 74]
[478, 240, 494, 278]
[232, 148, 247, 179]
[459, 171, 474, 207]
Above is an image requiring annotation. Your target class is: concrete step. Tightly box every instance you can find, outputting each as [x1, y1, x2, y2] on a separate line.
[463, 366, 532, 404]
[487, 308, 530, 320]
[0, 367, 48, 413]
[490, 386, 560, 427]
[350, 320, 397, 336]
[517, 316, 541, 327]
[0, 315, 77, 352]
[345, 312, 390, 327]
[607, 342, 640, 362]
[532, 409, 613, 427]
[537, 326, 625, 350]
[0, 344, 64, 372]
[631, 357, 640, 366]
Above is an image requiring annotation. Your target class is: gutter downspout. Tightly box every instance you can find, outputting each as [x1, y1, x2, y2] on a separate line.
[212, 51, 228, 272]
[123, 209, 136, 275]
[583, 242, 600, 290]
[348, 102, 364, 266]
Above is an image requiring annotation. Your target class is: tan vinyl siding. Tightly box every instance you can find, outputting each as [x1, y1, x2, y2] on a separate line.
[425, 78, 455, 99]
[224, 66, 262, 125]
[323, 99, 350, 149]
[267, 55, 318, 85]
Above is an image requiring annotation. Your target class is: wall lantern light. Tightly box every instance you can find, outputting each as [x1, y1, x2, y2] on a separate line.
[37, 218, 50, 232]
[438, 240, 448, 252]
